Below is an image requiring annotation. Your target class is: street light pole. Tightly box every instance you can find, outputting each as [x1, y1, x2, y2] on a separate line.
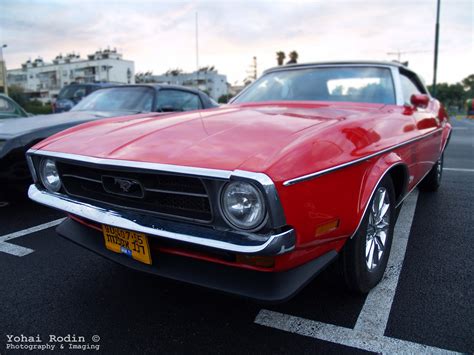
[0, 44, 8, 95]
[195, 11, 199, 90]
[432, 0, 441, 97]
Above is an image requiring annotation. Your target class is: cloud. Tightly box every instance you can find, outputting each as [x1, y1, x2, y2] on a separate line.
[0, 0, 472, 84]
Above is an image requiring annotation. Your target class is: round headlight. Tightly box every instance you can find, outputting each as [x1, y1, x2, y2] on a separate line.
[40, 159, 62, 192]
[220, 181, 267, 230]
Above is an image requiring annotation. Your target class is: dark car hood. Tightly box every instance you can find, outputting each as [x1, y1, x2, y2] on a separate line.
[0, 110, 133, 138]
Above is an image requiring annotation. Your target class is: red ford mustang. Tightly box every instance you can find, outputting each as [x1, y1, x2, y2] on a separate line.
[27, 62, 451, 302]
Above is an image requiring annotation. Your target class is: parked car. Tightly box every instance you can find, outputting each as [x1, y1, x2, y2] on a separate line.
[0, 94, 30, 119]
[0, 84, 217, 198]
[466, 98, 474, 118]
[27, 62, 451, 301]
[53, 83, 113, 113]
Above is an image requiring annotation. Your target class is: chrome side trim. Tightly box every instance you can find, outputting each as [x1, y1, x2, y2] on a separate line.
[28, 185, 295, 255]
[283, 128, 443, 186]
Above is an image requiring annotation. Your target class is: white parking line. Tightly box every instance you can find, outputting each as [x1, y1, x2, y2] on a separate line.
[354, 190, 418, 334]
[0, 218, 66, 257]
[443, 168, 474, 173]
[255, 191, 462, 353]
[255, 310, 460, 354]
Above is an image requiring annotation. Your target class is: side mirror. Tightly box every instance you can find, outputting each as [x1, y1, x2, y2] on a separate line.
[410, 94, 429, 109]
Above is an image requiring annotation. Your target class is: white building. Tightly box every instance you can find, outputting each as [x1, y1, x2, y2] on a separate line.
[0, 60, 6, 94]
[150, 67, 228, 100]
[7, 48, 134, 100]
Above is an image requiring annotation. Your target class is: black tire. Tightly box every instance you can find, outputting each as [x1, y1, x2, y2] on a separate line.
[419, 154, 443, 192]
[341, 176, 396, 293]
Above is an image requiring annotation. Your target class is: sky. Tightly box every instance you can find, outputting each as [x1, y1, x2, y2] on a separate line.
[0, 0, 472, 85]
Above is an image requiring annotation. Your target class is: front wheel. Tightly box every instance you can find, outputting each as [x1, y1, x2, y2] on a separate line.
[341, 176, 396, 293]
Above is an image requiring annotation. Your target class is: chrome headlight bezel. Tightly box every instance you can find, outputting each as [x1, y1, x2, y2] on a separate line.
[219, 180, 268, 231]
[39, 158, 62, 192]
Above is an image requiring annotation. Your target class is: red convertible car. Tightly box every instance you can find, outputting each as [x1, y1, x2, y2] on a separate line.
[27, 62, 451, 302]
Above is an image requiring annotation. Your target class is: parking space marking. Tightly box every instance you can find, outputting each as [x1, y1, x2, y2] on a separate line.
[443, 168, 474, 173]
[354, 190, 418, 334]
[255, 191, 461, 353]
[0, 218, 66, 257]
[255, 309, 460, 354]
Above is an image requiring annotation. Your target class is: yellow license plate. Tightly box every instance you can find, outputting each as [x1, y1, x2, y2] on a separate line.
[102, 225, 152, 265]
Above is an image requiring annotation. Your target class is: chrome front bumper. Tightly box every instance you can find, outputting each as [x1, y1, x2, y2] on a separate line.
[28, 185, 295, 255]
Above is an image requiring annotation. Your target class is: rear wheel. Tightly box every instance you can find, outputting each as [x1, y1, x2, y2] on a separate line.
[419, 154, 443, 192]
[341, 176, 396, 293]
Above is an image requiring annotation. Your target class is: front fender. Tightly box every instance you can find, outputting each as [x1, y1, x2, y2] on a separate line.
[275, 152, 408, 254]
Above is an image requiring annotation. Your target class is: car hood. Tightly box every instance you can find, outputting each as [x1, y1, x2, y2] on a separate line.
[36, 103, 383, 172]
[0, 110, 134, 138]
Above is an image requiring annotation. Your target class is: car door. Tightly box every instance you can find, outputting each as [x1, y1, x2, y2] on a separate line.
[399, 70, 442, 180]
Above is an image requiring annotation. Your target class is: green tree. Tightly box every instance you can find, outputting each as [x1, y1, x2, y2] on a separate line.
[276, 51, 286, 66]
[218, 94, 233, 103]
[287, 51, 298, 64]
[7, 84, 27, 107]
[428, 82, 466, 113]
[166, 68, 183, 76]
[24, 99, 52, 115]
[331, 85, 344, 95]
[462, 74, 474, 97]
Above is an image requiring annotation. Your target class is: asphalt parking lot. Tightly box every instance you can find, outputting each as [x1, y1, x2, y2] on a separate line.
[0, 117, 472, 354]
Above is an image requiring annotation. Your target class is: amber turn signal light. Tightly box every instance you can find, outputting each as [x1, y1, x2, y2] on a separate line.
[315, 219, 340, 237]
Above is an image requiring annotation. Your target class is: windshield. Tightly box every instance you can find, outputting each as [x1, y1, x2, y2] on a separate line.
[72, 87, 154, 112]
[58, 85, 87, 100]
[234, 67, 396, 105]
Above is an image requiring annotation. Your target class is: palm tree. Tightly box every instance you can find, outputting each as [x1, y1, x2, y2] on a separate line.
[287, 51, 299, 64]
[276, 51, 286, 66]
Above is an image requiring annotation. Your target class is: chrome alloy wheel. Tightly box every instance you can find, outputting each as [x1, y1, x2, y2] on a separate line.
[365, 187, 391, 271]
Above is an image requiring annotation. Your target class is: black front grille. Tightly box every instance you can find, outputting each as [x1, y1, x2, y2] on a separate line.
[57, 162, 212, 222]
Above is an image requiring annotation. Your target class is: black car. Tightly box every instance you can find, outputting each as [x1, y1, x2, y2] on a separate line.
[0, 94, 30, 119]
[53, 83, 114, 113]
[0, 84, 218, 200]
